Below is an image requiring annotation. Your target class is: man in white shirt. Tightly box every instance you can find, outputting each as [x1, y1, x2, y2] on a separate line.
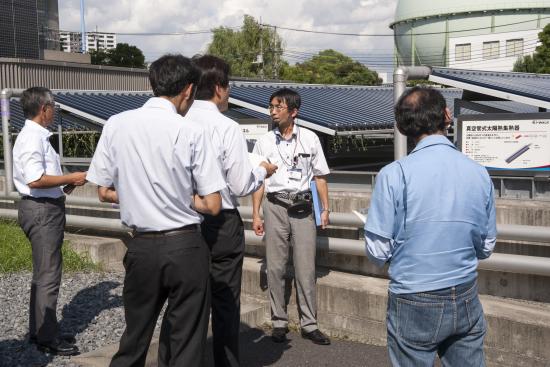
[252, 88, 331, 345]
[86, 55, 226, 367]
[187, 54, 277, 367]
[13, 87, 87, 356]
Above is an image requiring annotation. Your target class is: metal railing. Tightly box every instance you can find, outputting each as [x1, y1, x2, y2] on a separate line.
[2, 87, 550, 277]
[1, 200, 549, 276]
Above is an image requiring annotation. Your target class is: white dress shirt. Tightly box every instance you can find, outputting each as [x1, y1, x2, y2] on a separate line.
[253, 124, 330, 193]
[186, 100, 267, 209]
[12, 120, 64, 198]
[87, 97, 226, 231]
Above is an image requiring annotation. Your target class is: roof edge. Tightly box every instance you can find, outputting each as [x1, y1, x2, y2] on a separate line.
[390, 7, 550, 28]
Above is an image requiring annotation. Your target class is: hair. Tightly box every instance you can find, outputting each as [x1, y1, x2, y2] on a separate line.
[191, 54, 230, 100]
[395, 86, 448, 138]
[270, 88, 301, 111]
[20, 87, 54, 119]
[148, 54, 201, 97]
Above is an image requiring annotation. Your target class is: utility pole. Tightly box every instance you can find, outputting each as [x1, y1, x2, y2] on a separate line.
[80, 0, 86, 53]
[259, 19, 265, 80]
[273, 26, 279, 80]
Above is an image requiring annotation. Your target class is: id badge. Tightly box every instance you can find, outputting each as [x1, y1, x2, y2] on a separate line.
[288, 168, 302, 180]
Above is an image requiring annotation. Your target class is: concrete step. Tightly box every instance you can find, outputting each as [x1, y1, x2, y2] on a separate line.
[71, 295, 269, 367]
[65, 233, 126, 272]
[240, 257, 550, 367]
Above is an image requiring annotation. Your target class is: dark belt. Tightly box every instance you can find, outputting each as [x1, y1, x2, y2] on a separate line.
[21, 195, 65, 204]
[267, 191, 312, 202]
[132, 224, 199, 238]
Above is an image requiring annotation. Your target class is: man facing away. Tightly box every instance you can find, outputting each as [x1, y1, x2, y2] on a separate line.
[186, 54, 277, 367]
[252, 88, 331, 345]
[365, 87, 497, 367]
[86, 54, 226, 367]
[13, 87, 87, 356]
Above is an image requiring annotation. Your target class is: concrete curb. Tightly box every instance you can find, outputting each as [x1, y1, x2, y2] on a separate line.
[241, 257, 550, 366]
[64, 235, 550, 366]
[71, 295, 269, 367]
[65, 233, 126, 272]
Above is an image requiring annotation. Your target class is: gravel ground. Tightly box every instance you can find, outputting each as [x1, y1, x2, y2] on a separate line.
[0, 272, 392, 367]
[0, 271, 132, 367]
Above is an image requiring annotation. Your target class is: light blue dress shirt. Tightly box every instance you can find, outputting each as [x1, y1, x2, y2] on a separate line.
[365, 135, 497, 294]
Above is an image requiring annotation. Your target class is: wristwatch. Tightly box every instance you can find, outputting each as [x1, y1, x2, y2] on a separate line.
[321, 208, 330, 213]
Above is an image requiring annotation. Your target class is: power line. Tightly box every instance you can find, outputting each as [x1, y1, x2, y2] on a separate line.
[60, 15, 550, 38]
[281, 36, 542, 62]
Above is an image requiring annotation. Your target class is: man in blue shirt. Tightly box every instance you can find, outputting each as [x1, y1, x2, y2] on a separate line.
[365, 87, 497, 366]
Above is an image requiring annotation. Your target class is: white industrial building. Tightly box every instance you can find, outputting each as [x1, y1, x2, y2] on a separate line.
[60, 31, 117, 53]
[391, 0, 550, 71]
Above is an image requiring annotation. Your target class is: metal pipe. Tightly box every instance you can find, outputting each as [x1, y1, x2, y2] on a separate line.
[0, 206, 549, 276]
[0, 192, 116, 209]
[238, 206, 550, 243]
[244, 230, 550, 276]
[393, 66, 431, 160]
[0, 208, 128, 232]
[478, 253, 550, 277]
[1, 88, 24, 196]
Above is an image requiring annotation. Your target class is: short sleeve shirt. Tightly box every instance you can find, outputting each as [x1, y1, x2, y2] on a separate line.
[253, 124, 330, 193]
[12, 120, 63, 198]
[87, 97, 226, 231]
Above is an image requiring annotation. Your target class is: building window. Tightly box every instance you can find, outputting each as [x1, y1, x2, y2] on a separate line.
[506, 39, 524, 57]
[455, 43, 471, 61]
[483, 41, 499, 60]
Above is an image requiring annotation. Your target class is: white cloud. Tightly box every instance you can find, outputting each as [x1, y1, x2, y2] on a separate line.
[59, 0, 398, 70]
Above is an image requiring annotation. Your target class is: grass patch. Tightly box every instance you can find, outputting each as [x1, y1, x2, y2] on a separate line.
[0, 220, 101, 273]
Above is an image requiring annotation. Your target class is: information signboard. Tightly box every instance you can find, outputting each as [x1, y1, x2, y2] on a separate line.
[457, 113, 550, 175]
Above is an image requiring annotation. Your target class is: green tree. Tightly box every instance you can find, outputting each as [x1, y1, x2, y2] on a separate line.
[207, 15, 286, 78]
[89, 48, 110, 65]
[282, 49, 381, 85]
[513, 23, 550, 73]
[90, 43, 146, 69]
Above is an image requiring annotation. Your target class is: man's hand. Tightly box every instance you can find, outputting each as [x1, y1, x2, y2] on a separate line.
[321, 210, 330, 229]
[252, 216, 264, 236]
[69, 171, 87, 186]
[98, 186, 119, 203]
[259, 161, 278, 178]
[193, 192, 222, 216]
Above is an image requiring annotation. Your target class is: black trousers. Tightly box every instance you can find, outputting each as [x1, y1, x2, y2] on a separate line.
[201, 210, 245, 367]
[18, 197, 65, 344]
[110, 230, 210, 367]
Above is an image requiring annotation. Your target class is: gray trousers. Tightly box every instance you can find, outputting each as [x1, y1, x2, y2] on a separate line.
[18, 197, 65, 344]
[263, 198, 318, 333]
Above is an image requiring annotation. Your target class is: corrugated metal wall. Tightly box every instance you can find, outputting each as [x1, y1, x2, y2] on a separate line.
[0, 58, 151, 91]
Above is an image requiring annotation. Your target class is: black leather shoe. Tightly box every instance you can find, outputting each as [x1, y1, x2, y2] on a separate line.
[36, 339, 79, 356]
[301, 329, 331, 345]
[29, 334, 76, 345]
[271, 327, 289, 343]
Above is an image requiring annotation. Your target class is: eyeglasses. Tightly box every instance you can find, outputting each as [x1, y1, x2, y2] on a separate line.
[268, 104, 288, 112]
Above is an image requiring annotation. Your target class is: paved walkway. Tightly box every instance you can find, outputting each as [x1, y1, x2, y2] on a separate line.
[205, 328, 391, 367]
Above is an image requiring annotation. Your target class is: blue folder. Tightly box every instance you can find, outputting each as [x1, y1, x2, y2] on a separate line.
[310, 179, 322, 226]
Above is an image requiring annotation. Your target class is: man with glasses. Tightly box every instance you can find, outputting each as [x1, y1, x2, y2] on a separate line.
[187, 54, 277, 367]
[252, 88, 331, 345]
[13, 87, 87, 356]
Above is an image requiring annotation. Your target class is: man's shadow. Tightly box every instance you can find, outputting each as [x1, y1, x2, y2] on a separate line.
[58, 280, 123, 338]
[0, 280, 122, 367]
[204, 324, 290, 367]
